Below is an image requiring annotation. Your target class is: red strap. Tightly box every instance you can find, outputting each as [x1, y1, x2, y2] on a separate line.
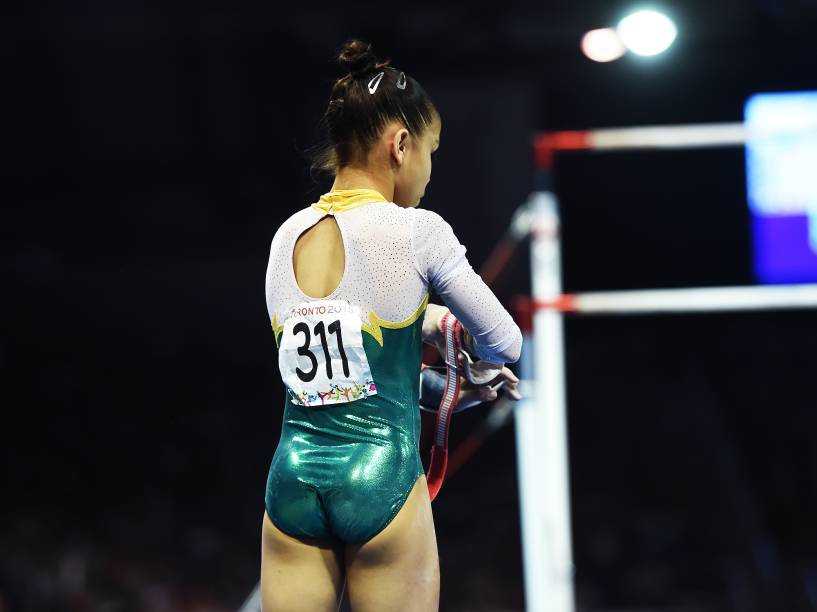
[426, 312, 462, 502]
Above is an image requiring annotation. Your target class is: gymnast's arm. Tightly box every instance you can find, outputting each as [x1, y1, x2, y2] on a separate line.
[413, 208, 522, 365]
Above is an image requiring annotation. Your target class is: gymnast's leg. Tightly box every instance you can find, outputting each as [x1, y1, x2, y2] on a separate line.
[260, 511, 345, 612]
[344, 475, 440, 612]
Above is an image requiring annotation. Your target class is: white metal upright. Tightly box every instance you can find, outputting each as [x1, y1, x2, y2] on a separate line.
[515, 191, 574, 612]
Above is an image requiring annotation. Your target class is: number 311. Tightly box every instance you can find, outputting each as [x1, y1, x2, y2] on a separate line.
[293, 320, 350, 382]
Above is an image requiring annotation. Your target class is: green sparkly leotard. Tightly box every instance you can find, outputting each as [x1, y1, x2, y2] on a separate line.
[263, 189, 522, 543]
[266, 297, 427, 542]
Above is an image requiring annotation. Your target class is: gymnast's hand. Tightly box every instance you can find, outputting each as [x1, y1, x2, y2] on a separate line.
[458, 365, 522, 408]
[420, 364, 521, 412]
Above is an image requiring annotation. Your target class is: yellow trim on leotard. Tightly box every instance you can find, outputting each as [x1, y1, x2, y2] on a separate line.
[272, 295, 428, 348]
[271, 312, 284, 347]
[312, 189, 389, 215]
[361, 294, 429, 347]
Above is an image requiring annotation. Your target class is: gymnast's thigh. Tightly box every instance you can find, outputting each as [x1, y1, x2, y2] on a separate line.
[344, 475, 440, 612]
[260, 511, 345, 612]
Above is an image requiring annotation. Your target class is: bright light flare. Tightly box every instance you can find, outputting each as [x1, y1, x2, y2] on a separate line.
[581, 28, 627, 63]
[617, 10, 677, 56]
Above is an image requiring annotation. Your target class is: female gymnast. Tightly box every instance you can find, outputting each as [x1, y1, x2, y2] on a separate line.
[261, 40, 523, 611]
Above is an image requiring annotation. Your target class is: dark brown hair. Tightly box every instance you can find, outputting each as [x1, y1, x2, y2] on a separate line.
[311, 40, 437, 172]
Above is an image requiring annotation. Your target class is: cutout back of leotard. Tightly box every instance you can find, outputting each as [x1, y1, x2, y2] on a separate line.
[266, 190, 431, 340]
[292, 215, 345, 299]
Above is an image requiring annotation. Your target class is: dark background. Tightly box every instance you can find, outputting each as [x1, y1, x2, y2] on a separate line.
[4, 0, 817, 610]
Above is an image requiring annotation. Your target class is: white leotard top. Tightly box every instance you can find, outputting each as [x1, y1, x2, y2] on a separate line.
[265, 189, 522, 365]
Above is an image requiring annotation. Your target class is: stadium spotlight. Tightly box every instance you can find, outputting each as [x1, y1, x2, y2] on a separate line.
[617, 9, 677, 56]
[581, 28, 627, 63]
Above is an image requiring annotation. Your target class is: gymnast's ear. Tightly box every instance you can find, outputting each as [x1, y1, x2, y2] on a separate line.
[389, 127, 409, 166]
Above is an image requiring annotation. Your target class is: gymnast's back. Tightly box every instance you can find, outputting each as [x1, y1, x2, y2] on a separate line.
[263, 190, 521, 543]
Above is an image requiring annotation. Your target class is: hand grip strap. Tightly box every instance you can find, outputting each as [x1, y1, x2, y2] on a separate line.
[426, 312, 462, 502]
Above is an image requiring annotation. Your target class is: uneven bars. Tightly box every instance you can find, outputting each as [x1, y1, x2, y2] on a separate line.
[524, 115, 817, 612]
[531, 284, 817, 315]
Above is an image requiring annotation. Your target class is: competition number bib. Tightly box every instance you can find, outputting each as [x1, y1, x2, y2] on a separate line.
[278, 300, 377, 407]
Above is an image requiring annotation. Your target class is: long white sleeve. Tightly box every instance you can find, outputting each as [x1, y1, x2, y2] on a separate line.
[412, 208, 522, 364]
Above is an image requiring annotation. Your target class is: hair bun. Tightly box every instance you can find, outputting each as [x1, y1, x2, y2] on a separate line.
[338, 39, 379, 77]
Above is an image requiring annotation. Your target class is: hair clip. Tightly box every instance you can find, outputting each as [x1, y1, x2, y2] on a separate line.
[367, 71, 385, 94]
[396, 72, 407, 90]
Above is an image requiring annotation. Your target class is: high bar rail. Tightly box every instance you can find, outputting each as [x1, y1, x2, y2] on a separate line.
[532, 120, 817, 167]
[533, 284, 817, 315]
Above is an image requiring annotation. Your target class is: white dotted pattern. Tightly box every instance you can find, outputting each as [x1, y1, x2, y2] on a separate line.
[265, 202, 522, 364]
[412, 209, 522, 363]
